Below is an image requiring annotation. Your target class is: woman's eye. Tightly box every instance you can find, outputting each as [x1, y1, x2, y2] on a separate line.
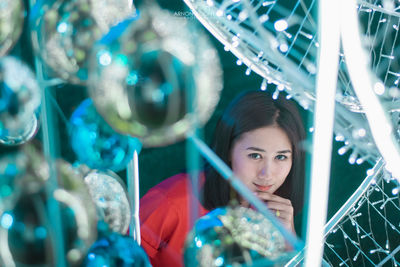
[248, 153, 262, 159]
[275, 154, 287, 161]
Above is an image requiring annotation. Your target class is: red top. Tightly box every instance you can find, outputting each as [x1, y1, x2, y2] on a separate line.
[139, 173, 209, 267]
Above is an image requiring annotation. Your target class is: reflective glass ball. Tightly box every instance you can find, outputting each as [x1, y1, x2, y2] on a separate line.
[1, 145, 97, 266]
[31, 0, 136, 84]
[0, 56, 41, 145]
[88, 4, 223, 147]
[0, 0, 25, 56]
[83, 169, 131, 234]
[184, 206, 291, 266]
[69, 98, 138, 172]
[83, 233, 151, 267]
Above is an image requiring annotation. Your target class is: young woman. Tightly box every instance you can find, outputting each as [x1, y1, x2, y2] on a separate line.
[139, 90, 306, 267]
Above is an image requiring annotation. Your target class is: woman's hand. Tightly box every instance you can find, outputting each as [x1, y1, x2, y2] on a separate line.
[255, 192, 295, 233]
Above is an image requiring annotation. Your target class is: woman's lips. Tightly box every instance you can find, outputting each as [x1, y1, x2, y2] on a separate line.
[254, 184, 272, 192]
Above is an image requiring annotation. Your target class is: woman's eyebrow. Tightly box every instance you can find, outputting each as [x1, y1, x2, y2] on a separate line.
[246, 147, 292, 154]
[246, 146, 266, 152]
[277, 149, 292, 154]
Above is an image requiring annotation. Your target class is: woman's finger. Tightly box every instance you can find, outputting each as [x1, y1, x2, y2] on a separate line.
[265, 200, 293, 213]
[255, 192, 292, 205]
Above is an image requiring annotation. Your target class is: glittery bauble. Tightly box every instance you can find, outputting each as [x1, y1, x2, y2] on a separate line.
[89, 0, 135, 30]
[83, 232, 151, 267]
[184, 206, 292, 266]
[83, 169, 131, 234]
[0, 145, 97, 266]
[0, 56, 41, 145]
[31, 0, 136, 84]
[88, 4, 223, 147]
[0, 0, 25, 57]
[69, 98, 139, 172]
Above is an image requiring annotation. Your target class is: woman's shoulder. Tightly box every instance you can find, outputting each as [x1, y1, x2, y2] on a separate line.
[154, 173, 191, 190]
[141, 172, 204, 205]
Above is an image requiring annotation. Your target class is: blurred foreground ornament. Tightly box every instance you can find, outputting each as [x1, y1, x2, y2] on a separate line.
[0, 149, 28, 210]
[88, 3, 223, 147]
[0, 144, 97, 266]
[83, 169, 131, 234]
[69, 98, 137, 172]
[89, 0, 135, 31]
[184, 206, 293, 266]
[31, 0, 136, 84]
[83, 232, 151, 267]
[0, 56, 41, 145]
[0, 0, 25, 57]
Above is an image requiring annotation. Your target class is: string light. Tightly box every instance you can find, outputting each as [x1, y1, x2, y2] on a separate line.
[259, 14, 269, 23]
[274, 19, 288, 32]
[260, 79, 267, 91]
[356, 154, 370, 165]
[392, 186, 400, 195]
[367, 169, 375, 176]
[294, 160, 400, 266]
[335, 134, 345, 142]
[352, 128, 366, 139]
[373, 82, 385, 95]
[262, 1, 275, 7]
[353, 250, 361, 261]
[338, 145, 351, 155]
[348, 150, 358, 164]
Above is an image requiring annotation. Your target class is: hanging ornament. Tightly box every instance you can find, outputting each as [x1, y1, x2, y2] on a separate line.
[0, 56, 41, 145]
[88, 3, 223, 147]
[69, 98, 137, 172]
[184, 206, 293, 266]
[0, 0, 25, 57]
[0, 144, 97, 266]
[83, 169, 131, 234]
[83, 232, 151, 267]
[31, 0, 136, 84]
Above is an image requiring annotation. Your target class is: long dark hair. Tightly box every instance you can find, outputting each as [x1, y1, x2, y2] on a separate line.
[202, 90, 306, 215]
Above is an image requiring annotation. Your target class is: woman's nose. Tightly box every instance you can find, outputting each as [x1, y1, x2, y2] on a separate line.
[259, 162, 272, 179]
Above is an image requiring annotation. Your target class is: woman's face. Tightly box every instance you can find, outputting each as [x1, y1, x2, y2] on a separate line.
[230, 125, 293, 194]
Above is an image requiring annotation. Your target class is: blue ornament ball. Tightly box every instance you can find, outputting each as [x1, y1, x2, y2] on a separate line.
[69, 98, 140, 172]
[83, 233, 151, 267]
